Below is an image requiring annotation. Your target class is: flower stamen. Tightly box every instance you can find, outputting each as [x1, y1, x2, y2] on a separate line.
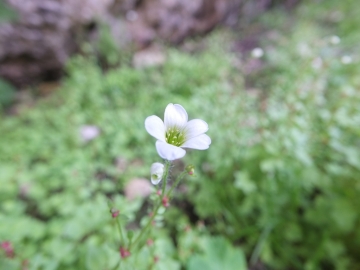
[165, 127, 186, 147]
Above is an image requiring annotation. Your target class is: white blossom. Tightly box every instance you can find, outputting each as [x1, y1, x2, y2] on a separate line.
[150, 162, 164, 185]
[341, 55, 352, 64]
[251, 47, 264, 58]
[80, 125, 100, 142]
[145, 103, 211, 160]
[330, 35, 341, 45]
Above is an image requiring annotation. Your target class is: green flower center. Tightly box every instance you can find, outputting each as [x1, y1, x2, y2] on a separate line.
[165, 127, 186, 147]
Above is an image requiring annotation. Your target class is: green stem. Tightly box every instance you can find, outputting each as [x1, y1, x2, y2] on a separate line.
[129, 160, 171, 251]
[115, 217, 125, 246]
[166, 171, 187, 198]
[161, 160, 171, 196]
[250, 223, 274, 265]
[129, 200, 161, 252]
[111, 260, 120, 270]
[107, 201, 125, 246]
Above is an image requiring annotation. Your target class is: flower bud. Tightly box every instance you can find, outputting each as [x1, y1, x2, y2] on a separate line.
[120, 247, 131, 258]
[186, 165, 195, 175]
[151, 162, 164, 185]
[110, 208, 120, 218]
[147, 239, 154, 246]
[1, 241, 14, 258]
[162, 196, 169, 208]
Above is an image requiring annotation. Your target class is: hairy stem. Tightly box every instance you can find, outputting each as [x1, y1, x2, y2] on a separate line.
[129, 160, 171, 251]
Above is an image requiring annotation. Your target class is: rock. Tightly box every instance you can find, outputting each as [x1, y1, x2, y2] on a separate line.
[0, 0, 299, 87]
[132, 46, 166, 69]
[0, 0, 115, 87]
[124, 178, 153, 200]
[128, 0, 239, 48]
[123, 0, 300, 47]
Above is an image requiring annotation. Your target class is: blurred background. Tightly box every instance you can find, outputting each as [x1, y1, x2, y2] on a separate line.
[1, 0, 360, 269]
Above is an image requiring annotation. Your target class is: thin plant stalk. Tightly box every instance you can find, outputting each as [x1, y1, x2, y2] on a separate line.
[129, 160, 171, 251]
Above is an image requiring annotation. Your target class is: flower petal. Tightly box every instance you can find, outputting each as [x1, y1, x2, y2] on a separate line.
[151, 162, 164, 185]
[145, 115, 166, 141]
[181, 134, 211, 150]
[164, 103, 188, 129]
[156, 141, 186, 160]
[184, 119, 209, 140]
[174, 104, 188, 122]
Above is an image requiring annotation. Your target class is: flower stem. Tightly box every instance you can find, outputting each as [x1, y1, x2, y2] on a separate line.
[129, 203, 161, 252]
[166, 171, 187, 198]
[107, 201, 125, 246]
[129, 160, 171, 252]
[250, 223, 274, 266]
[161, 160, 171, 195]
[115, 217, 125, 245]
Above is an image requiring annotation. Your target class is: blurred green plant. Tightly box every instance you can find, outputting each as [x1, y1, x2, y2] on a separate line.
[81, 21, 131, 69]
[189, 1, 360, 270]
[186, 236, 246, 270]
[0, 39, 245, 269]
[0, 79, 16, 109]
[0, 1, 17, 23]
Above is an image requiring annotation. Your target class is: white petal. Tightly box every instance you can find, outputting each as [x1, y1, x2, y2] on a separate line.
[156, 141, 186, 160]
[174, 104, 188, 123]
[151, 162, 164, 185]
[164, 103, 188, 129]
[151, 162, 164, 173]
[145, 115, 166, 141]
[151, 177, 162, 185]
[181, 134, 211, 150]
[185, 119, 208, 140]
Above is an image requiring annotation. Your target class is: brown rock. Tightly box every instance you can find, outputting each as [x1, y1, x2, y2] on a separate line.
[124, 178, 153, 200]
[0, 0, 299, 87]
[128, 0, 237, 46]
[0, 0, 114, 87]
[132, 46, 166, 69]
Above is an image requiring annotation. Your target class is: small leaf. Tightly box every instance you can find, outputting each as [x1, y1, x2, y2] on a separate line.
[187, 236, 246, 270]
[234, 171, 256, 194]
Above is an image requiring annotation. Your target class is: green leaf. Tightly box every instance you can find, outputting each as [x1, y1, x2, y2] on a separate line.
[330, 199, 357, 233]
[0, 79, 16, 107]
[0, 2, 17, 23]
[234, 171, 257, 194]
[187, 236, 246, 270]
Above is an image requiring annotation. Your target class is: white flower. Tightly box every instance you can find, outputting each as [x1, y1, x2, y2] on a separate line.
[145, 103, 211, 160]
[251, 47, 264, 58]
[151, 162, 164, 185]
[330, 35, 341, 45]
[80, 125, 100, 142]
[341, 55, 352, 64]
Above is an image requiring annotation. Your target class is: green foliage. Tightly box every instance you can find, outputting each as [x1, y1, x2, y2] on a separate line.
[186, 236, 246, 270]
[189, 1, 360, 269]
[0, 2, 17, 23]
[0, 41, 243, 269]
[0, 79, 16, 109]
[80, 21, 132, 69]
